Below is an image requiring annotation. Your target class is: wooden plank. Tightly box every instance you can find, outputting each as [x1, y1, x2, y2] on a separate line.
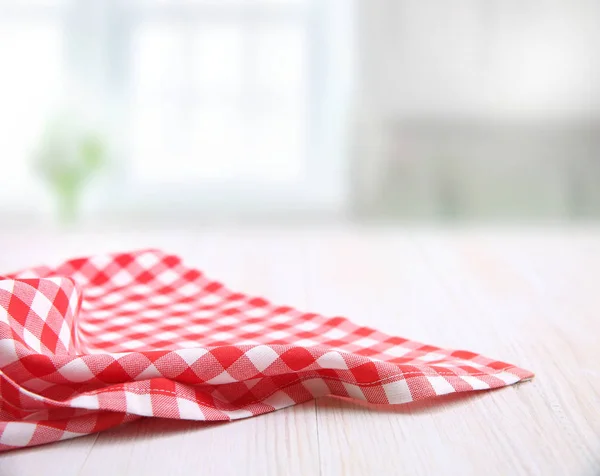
[310, 229, 600, 475]
[0, 434, 99, 476]
[78, 402, 319, 476]
[2, 228, 600, 475]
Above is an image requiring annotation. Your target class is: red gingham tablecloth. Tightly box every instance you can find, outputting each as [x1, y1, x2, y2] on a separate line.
[0, 249, 533, 451]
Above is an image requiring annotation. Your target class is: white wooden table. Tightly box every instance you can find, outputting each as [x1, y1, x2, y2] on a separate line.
[1, 226, 599, 475]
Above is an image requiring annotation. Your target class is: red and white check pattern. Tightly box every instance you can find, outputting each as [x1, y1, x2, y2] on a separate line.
[0, 249, 533, 451]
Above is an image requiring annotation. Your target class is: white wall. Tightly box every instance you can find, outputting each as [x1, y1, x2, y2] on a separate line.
[353, 0, 600, 219]
[357, 0, 598, 118]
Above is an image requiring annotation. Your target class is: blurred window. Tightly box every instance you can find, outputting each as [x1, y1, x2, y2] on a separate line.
[127, 0, 312, 185]
[0, 1, 64, 206]
[0, 0, 352, 221]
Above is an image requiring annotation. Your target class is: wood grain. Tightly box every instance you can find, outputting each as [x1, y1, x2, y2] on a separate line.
[1, 226, 599, 475]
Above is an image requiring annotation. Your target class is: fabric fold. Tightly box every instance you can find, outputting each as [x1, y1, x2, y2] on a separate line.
[0, 249, 533, 451]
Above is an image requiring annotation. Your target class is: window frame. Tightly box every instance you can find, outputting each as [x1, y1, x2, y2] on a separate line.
[0, 0, 354, 224]
[109, 0, 348, 222]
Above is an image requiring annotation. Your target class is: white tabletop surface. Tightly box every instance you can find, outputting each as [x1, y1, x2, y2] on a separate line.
[1, 225, 599, 475]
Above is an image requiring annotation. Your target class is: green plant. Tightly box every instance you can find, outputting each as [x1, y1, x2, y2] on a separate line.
[34, 118, 107, 224]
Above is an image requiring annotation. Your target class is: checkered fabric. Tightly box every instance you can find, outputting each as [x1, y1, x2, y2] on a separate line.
[0, 249, 533, 451]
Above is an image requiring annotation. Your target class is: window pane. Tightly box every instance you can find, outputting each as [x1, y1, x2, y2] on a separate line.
[130, 103, 189, 183]
[245, 112, 306, 181]
[190, 108, 305, 181]
[131, 103, 306, 183]
[189, 107, 247, 180]
[131, 22, 186, 99]
[254, 24, 307, 101]
[0, 22, 62, 199]
[192, 24, 243, 97]
[129, 13, 310, 185]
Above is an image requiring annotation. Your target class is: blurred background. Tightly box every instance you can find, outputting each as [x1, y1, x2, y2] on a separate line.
[0, 0, 598, 230]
